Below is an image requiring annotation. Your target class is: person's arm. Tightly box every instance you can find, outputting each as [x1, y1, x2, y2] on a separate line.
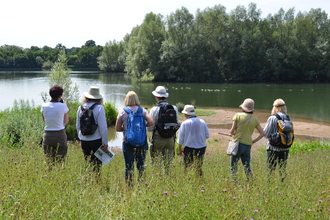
[98, 106, 108, 146]
[147, 107, 157, 132]
[63, 112, 69, 124]
[115, 119, 123, 132]
[178, 144, 184, 156]
[230, 121, 237, 135]
[145, 113, 154, 127]
[252, 124, 265, 144]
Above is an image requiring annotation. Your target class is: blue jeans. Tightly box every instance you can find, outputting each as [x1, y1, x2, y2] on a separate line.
[122, 141, 148, 182]
[230, 142, 252, 180]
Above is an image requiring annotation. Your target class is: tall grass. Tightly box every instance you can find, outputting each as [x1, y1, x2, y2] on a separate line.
[1, 141, 330, 219]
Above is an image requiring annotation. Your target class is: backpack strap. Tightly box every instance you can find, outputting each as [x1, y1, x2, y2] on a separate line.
[123, 107, 131, 114]
[275, 113, 290, 121]
[274, 113, 282, 120]
[80, 103, 98, 111]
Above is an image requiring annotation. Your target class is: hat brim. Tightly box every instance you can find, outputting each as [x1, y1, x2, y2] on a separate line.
[181, 110, 195, 115]
[239, 104, 254, 112]
[84, 92, 103, 99]
[152, 91, 168, 98]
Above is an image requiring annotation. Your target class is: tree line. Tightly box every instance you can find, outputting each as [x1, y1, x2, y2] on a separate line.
[0, 40, 102, 69]
[2, 3, 330, 83]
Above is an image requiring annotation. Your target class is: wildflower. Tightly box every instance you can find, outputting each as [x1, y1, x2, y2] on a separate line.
[9, 195, 13, 198]
[200, 190, 205, 192]
[318, 200, 323, 203]
[254, 210, 259, 213]
[144, 164, 148, 167]
[277, 192, 281, 194]
[163, 191, 168, 194]
[232, 197, 237, 200]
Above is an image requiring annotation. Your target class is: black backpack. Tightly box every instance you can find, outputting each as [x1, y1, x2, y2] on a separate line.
[156, 104, 180, 138]
[269, 113, 294, 148]
[80, 103, 99, 136]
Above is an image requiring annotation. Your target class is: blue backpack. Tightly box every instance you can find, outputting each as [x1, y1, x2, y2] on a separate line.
[124, 107, 147, 147]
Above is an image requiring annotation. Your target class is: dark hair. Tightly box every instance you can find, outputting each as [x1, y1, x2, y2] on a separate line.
[49, 85, 63, 99]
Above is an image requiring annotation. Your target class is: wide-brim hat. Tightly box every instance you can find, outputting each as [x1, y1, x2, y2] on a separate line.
[182, 105, 195, 116]
[152, 86, 169, 98]
[84, 86, 103, 99]
[239, 98, 255, 112]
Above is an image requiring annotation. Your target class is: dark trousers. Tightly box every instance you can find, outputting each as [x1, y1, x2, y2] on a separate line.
[267, 150, 289, 181]
[183, 146, 206, 176]
[81, 139, 103, 173]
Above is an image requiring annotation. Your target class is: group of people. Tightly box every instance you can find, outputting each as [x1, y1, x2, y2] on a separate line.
[229, 98, 291, 182]
[40, 85, 291, 184]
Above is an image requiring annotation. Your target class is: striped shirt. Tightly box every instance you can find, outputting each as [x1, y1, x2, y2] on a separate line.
[263, 112, 290, 151]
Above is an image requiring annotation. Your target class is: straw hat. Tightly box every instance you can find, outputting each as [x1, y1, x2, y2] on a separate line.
[239, 98, 255, 112]
[182, 105, 195, 116]
[84, 86, 103, 99]
[152, 86, 169, 98]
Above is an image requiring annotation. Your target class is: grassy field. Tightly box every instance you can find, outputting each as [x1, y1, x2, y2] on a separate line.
[1, 140, 330, 219]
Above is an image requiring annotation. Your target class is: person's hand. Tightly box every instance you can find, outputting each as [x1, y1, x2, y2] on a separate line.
[101, 144, 109, 152]
[179, 149, 184, 156]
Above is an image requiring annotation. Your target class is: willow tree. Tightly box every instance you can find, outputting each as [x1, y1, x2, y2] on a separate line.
[41, 50, 79, 102]
[125, 12, 165, 80]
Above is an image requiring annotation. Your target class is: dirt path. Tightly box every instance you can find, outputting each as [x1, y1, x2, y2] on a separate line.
[197, 108, 330, 152]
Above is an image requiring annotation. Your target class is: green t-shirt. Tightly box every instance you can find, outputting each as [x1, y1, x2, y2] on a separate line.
[232, 113, 260, 146]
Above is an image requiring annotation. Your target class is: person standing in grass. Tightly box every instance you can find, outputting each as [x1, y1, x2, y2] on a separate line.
[76, 86, 108, 174]
[41, 85, 69, 165]
[229, 98, 265, 182]
[178, 105, 209, 176]
[263, 99, 291, 181]
[148, 86, 179, 172]
[115, 91, 154, 185]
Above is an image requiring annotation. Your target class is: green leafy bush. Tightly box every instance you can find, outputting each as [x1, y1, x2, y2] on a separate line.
[0, 100, 44, 148]
[103, 102, 118, 126]
[175, 102, 185, 113]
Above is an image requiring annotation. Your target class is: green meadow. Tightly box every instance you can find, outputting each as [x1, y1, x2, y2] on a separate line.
[1, 140, 330, 219]
[1, 102, 330, 219]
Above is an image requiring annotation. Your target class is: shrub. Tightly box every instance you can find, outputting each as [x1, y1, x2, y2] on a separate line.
[175, 102, 185, 112]
[103, 101, 118, 126]
[66, 101, 81, 140]
[0, 100, 44, 148]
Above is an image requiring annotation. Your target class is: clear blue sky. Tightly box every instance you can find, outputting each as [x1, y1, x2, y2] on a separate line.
[1, 0, 329, 48]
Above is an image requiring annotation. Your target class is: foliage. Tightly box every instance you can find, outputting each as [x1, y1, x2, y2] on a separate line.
[0, 100, 119, 147]
[42, 60, 53, 69]
[103, 101, 118, 126]
[47, 50, 80, 102]
[1, 141, 330, 219]
[98, 40, 125, 72]
[289, 141, 330, 155]
[65, 101, 81, 140]
[195, 108, 216, 117]
[175, 102, 185, 112]
[0, 100, 43, 148]
[2, 6, 330, 83]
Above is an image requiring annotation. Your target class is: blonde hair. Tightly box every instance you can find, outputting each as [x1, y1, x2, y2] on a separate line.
[271, 98, 287, 115]
[124, 91, 141, 106]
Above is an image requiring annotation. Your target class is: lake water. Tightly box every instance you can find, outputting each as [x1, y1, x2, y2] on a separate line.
[1, 70, 330, 146]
